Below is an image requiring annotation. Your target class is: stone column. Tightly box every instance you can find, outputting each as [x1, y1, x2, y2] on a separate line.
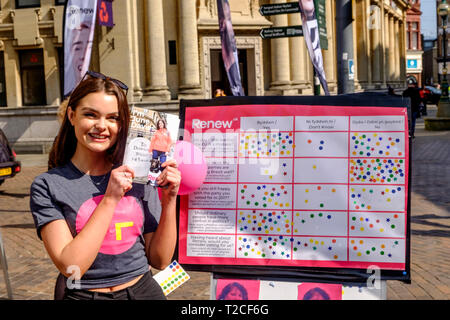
[178, 0, 202, 99]
[3, 40, 21, 107]
[268, 0, 295, 95]
[143, 0, 170, 101]
[394, 18, 400, 82]
[370, 9, 381, 84]
[384, 9, 390, 84]
[389, 14, 395, 82]
[130, 0, 143, 101]
[43, 38, 60, 105]
[379, 2, 386, 87]
[359, 0, 371, 87]
[399, 20, 406, 83]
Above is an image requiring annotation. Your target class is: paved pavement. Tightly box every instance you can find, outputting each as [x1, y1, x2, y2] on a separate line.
[0, 105, 448, 300]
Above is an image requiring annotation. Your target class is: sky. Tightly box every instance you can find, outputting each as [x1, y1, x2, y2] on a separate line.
[421, 0, 437, 40]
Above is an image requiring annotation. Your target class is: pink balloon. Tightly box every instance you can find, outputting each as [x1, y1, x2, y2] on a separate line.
[173, 141, 207, 195]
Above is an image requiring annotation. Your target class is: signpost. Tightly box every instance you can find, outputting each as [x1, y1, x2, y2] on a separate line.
[259, 2, 300, 16]
[258, 1, 327, 49]
[260, 25, 303, 39]
[314, 0, 328, 50]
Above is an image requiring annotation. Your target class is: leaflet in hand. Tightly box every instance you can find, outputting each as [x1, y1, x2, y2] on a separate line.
[123, 106, 179, 186]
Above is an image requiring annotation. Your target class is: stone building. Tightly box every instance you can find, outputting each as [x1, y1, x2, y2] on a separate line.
[405, 0, 423, 86]
[0, 0, 409, 153]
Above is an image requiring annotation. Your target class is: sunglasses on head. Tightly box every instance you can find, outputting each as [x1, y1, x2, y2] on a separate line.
[82, 70, 128, 95]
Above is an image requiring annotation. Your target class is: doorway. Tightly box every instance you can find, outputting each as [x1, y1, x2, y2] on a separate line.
[19, 49, 46, 106]
[210, 49, 248, 97]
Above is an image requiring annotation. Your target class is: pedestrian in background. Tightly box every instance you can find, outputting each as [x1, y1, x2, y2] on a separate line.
[214, 88, 226, 97]
[402, 79, 421, 139]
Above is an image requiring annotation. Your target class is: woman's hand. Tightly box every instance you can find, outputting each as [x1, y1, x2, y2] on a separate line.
[104, 165, 135, 202]
[157, 159, 181, 200]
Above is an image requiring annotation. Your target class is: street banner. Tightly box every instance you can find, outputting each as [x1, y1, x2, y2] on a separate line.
[97, 0, 114, 27]
[63, 0, 98, 98]
[217, 0, 245, 96]
[298, 0, 329, 95]
[177, 94, 411, 283]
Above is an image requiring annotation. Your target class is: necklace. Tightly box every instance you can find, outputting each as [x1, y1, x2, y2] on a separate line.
[90, 172, 109, 186]
[70, 159, 113, 186]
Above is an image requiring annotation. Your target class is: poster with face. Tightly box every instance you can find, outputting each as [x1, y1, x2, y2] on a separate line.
[298, 282, 342, 300]
[212, 278, 385, 300]
[298, 0, 329, 95]
[63, 0, 98, 97]
[217, 0, 245, 96]
[216, 279, 260, 300]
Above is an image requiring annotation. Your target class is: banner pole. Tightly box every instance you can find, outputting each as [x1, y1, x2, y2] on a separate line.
[335, 0, 355, 94]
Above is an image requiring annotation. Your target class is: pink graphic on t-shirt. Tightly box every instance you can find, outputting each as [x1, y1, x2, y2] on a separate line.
[76, 195, 144, 255]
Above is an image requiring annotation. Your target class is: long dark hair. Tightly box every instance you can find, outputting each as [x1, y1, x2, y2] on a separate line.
[303, 287, 330, 300]
[218, 282, 248, 300]
[157, 119, 167, 130]
[48, 76, 129, 169]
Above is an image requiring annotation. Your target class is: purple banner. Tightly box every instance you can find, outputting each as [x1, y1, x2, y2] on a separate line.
[298, 0, 329, 95]
[217, 0, 245, 96]
[63, 0, 98, 97]
[97, 0, 114, 27]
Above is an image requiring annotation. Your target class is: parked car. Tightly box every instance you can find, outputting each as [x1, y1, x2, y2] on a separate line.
[0, 128, 21, 186]
[421, 86, 441, 104]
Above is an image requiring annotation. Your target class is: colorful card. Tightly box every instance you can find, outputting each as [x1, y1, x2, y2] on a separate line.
[153, 261, 190, 296]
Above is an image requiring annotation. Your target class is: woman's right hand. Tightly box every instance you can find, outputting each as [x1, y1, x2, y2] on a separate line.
[104, 165, 135, 202]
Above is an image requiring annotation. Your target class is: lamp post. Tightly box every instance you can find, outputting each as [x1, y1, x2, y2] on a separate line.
[424, 0, 450, 129]
[437, 0, 450, 117]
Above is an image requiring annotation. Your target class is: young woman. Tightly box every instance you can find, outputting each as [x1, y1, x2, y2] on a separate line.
[149, 119, 173, 169]
[30, 72, 180, 300]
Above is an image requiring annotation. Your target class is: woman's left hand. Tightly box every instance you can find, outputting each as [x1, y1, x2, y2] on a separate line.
[156, 159, 181, 199]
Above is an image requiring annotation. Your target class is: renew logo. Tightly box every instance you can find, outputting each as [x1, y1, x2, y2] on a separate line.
[192, 119, 234, 129]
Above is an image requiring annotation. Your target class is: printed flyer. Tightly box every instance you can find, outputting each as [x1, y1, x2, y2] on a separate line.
[177, 95, 411, 281]
[123, 106, 179, 186]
